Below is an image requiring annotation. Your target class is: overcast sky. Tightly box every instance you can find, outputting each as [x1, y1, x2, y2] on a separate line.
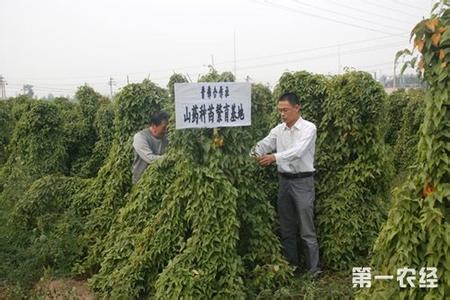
[1, 0, 432, 98]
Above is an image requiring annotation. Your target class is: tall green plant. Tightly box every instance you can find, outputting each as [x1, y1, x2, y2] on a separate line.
[360, 3, 449, 298]
[0, 101, 13, 165]
[87, 70, 291, 298]
[75, 80, 168, 273]
[316, 71, 392, 271]
[10, 176, 90, 276]
[393, 89, 425, 173]
[385, 89, 411, 146]
[0, 101, 67, 206]
[0, 102, 69, 296]
[69, 86, 107, 176]
[272, 71, 328, 127]
[77, 101, 115, 177]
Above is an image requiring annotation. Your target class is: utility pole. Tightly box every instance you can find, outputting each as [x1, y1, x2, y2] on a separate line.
[108, 77, 116, 99]
[0, 75, 6, 100]
[211, 55, 215, 69]
[337, 44, 341, 74]
[393, 61, 397, 90]
[234, 30, 237, 80]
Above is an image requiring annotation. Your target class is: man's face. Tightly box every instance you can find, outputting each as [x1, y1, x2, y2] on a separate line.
[277, 100, 300, 124]
[151, 121, 168, 138]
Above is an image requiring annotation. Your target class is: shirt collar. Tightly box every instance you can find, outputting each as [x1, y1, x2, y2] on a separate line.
[282, 117, 303, 130]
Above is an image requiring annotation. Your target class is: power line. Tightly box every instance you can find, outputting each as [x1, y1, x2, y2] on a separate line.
[234, 41, 405, 71]
[250, 0, 399, 34]
[8, 33, 408, 85]
[8, 54, 401, 97]
[324, 0, 413, 24]
[357, 61, 394, 69]
[380, 0, 427, 12]
[7, 39, 405, 94]
[363, 0, 420, 18]
[218, 33, 407, 65]
[6, 35, 409, 94]
[289, 0, 406, 32]
[7, 83, 74, 92]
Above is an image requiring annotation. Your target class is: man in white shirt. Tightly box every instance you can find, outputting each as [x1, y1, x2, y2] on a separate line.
[252, 92, 320, 275]
[132, 111, 169, 184]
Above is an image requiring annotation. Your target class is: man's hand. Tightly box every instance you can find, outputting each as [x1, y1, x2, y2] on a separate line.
[258, 154, 276, 166]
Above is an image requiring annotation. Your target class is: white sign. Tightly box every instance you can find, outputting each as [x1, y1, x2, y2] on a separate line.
[174, 82, 251, 129]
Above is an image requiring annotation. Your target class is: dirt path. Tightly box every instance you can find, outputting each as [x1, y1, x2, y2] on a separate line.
[34, 279, 94, 300]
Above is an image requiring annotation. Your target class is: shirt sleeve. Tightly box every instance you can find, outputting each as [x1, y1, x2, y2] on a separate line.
[253, 127, 278, 156]
[133, 133, 163, 164]
[274, 125, 316, 164]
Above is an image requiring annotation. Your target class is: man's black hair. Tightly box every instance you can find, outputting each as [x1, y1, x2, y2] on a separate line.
[150, 111, 170, 126]
[278, 92, 300, 106]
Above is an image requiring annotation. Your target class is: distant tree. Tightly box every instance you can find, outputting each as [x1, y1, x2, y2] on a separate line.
[22, 84, 34, 98]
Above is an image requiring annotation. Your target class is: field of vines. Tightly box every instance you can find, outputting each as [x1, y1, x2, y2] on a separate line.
[0, 5, 448, 299]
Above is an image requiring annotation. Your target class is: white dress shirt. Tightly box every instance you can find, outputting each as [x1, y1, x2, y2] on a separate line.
[254, 117, 316, 173]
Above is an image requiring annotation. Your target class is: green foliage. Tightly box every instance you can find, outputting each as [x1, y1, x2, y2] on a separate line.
[384, 89, 425, 181]
[11, 176, 90, 272]
[0, 99, 71, 296]
[165, 73, 189, 118]
[233, 158, 291, 297]
[76, 85, 103, 125]
[76, 80, 169, 273]
[257, 271, 353, 299]
[3, 62, 432, 297]
[113, 80, 168, 141]
[198, 67, 235, 83]
[0, 99, 84, 295]
[68, 86, 107, 177]
[360, 4, 450, 299]
[272, 71, 328, 127]
[385, 89, 411, 146]
[85, 70, 290, 298]
[0, 175, 88, 296]
[167, 73, 189, 101]
[52, 97, 85, 173]
[0, 80, 169, 295]
[0, 95, 35, 168]
[250, 83, 274, 142]
[0, 101, 13, 165]
[76, 101, 115, 177]
[89, 154, 291, 298]
[153, 159, 245, 299]
[316, 71, 392, 271]
[0, 101, 67, 206]
[393, 89, 425, 172]
[88, 156, 178, 298]
[9, 95, 34, 123]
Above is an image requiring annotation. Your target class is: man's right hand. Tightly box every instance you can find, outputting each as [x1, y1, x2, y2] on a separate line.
[258, 154, 276, 166]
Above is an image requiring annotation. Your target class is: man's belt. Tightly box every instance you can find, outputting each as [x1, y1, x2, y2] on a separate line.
[278, 171, 314, 179]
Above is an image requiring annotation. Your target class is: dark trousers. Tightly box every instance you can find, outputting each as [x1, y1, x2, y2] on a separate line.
[277, 175, 320, 272]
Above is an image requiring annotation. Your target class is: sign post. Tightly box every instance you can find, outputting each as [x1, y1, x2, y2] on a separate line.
[175, 82, 251, 129]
